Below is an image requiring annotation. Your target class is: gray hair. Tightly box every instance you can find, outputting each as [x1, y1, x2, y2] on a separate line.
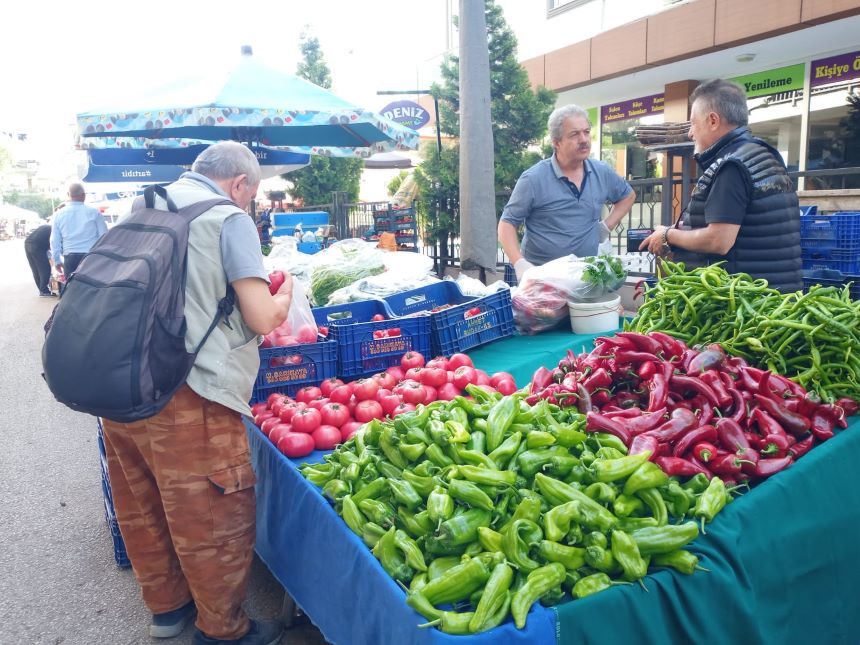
[548, 104, 590, 143]
[690, 79, 749, 127]
[68, 182, 86, 199]
[191, 141, 261, 184]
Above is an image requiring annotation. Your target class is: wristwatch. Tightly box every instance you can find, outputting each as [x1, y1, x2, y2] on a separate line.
[661, 227, 672, 255]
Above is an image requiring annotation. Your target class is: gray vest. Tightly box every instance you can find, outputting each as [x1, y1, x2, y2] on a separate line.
[162, 177, 260, 416]
[676, 128, 802, 293]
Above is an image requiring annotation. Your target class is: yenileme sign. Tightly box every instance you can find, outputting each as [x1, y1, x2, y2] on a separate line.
[810, 49, 860, 87]
[379, 100, 431, 131]
[731, 64, 804, 99]
[601, 94, 664, 123]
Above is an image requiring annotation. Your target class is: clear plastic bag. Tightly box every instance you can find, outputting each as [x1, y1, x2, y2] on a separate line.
[265, 279, 318, 344]
[309, 239, 386, 306]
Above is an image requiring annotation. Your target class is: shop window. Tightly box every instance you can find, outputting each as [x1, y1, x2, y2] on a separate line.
[600, 113, 665, 181]
[807, 83, 860, 189]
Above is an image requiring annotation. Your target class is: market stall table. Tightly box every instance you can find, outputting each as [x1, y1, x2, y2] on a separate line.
[248, 329, 860, 645]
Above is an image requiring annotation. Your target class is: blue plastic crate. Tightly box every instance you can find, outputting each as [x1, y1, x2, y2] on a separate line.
[253, 339, 337, 403]
[313, 300, 431, 379]
[802, 249, 860, 274]
[800, 212, 860, 255]
[297, 241, 322, 254]
[383, 281, 515, 356]
[97, 423, 131, 568]
[802, 268, 860, 300]
[272, 211, 329, 229]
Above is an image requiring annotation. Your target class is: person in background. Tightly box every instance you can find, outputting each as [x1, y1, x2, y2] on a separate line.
[24, 222, 53, 297]
[50, 183, 107, 278]
[640, 79, 802, 293]
[100, 142, 293, 645]
[499, 104, 636, 281]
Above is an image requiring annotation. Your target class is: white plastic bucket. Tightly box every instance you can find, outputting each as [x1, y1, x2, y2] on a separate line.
[568, 295, 621, 335]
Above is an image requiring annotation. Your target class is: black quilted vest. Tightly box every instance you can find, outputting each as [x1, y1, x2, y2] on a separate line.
[675, 127, 802, 293]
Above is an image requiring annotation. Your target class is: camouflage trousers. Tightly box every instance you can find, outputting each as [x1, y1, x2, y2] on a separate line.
[102, 384, 256, 640]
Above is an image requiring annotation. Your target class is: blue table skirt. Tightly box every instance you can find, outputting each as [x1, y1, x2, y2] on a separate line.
[249, 424, 557, 645]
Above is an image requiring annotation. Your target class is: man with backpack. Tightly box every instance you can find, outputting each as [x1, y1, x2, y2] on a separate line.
[96, 142, 293, 645]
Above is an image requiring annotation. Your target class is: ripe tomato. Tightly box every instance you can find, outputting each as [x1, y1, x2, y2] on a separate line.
[352, 378, 380, 402]
[328, 385, 353, 405]
[251, 402, 269, 417]
[268, 270, 285, 296]
[387, 327, 401, 337]
[296, 324, 319, 344]
[475, 369, 492, 387]
[436, 382, 460, 401]
[371, 313, 387, 321]
[422, 385, 438, 405]
[320, 402, 350, 428]
[400, 382, 426, 405]
[254, 410, 275, 426]
[260, 334, 274, 349]
[317, 325, 329, 337]
[260, 416, 282, 437]
[453, 366, 479, 390]
[405, 367, 424, 382]
[373, 330, 387, 340]
[385, 366, 405, 383]
[490, 372, 516, 389]
[307, 396, 330, 411]
[448, 353, 474, 370]
[494, 378, 517, 396]
[379, 392, 402, 415]
[425, 356, 449, 371]
[354, 399, 384, 423]
[401, 351, 425, 371]
[267, 392, 288, 409]
[278, 401, 306, 423]
[391, 402, 417, 417]
[373, 371, 397, 390]
[312, 425, 342, 450]
[291, 408, 322, 434]
[295, 386, 322, 404]
[277, 432, 315, 459]
[340, 421, 362, 442]
[268, 423, 293, 446]
[420, 367, 448, 388]
[319, 377, 345, 397]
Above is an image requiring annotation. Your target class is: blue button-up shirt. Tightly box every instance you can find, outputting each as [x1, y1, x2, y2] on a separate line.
[500, 155, 632, 265]
[51, 201, 108, 264]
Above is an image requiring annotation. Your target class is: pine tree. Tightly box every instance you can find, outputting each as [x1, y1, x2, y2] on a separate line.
[415, 0, 556, 255]
[286, 30, 364, 205]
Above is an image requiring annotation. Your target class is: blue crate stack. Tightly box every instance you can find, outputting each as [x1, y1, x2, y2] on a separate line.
[253, 338, 338, 403]
[800, 210, 860, 274]
[373, 207, 418, 250]
[96, 419, 131, 568]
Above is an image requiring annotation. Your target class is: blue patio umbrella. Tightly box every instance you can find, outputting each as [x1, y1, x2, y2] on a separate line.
[76, 47, 419, 158]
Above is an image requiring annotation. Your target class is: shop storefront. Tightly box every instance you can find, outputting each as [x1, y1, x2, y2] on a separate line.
[598, 93, 665, 181]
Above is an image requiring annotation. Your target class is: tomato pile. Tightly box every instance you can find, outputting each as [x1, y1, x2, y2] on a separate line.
[252, 351, 518, 459]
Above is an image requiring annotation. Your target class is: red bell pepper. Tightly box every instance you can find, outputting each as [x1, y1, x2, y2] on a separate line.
[760, 433, 790, 456]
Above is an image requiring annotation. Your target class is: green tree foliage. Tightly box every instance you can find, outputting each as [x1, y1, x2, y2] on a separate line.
[286, 30, 364, 204]
[2, 190, 55, 218]
[415, 0, 556, 240]
[387, 170, 409, 197]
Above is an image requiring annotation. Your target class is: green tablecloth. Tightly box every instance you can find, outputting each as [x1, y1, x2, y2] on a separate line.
[471, 330, 860, 644]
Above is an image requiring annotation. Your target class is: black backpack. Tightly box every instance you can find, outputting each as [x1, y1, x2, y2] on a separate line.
[42, 185, 236, 422]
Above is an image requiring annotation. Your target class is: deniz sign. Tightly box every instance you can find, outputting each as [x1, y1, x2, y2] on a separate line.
[380, 100, 430, 130]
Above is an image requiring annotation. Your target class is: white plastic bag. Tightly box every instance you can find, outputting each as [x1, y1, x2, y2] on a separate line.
[309, 239, 386, 306]
[264, 279, 318, 344]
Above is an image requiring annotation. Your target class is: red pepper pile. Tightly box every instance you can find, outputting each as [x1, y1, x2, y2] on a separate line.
[529, 331, 858, 487]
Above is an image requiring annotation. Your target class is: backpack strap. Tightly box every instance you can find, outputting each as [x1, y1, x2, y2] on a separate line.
[144, 184, 179, 212]
[192, 286, 237, 354]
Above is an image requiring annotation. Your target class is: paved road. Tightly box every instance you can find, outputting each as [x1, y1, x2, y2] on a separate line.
[0, 240, 328, 645]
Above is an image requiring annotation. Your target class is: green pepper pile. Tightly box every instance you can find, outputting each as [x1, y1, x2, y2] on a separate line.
[629, 261, 860, 402]
[299, 388, 731, 634]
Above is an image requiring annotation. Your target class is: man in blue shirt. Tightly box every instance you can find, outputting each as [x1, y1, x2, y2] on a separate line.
[499, 104, 636, 280]
[50, 183, 108, 277]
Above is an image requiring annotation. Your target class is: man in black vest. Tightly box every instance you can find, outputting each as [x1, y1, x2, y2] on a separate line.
[640, 79, 802, 292]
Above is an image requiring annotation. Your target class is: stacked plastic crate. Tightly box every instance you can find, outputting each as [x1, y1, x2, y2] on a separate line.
[373, 207, 418, 250]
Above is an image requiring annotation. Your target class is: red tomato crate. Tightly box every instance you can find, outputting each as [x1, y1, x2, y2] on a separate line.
[313, 300, 430, 379]
[383, 281, 515, 356]
[252, 339, 337, 403]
